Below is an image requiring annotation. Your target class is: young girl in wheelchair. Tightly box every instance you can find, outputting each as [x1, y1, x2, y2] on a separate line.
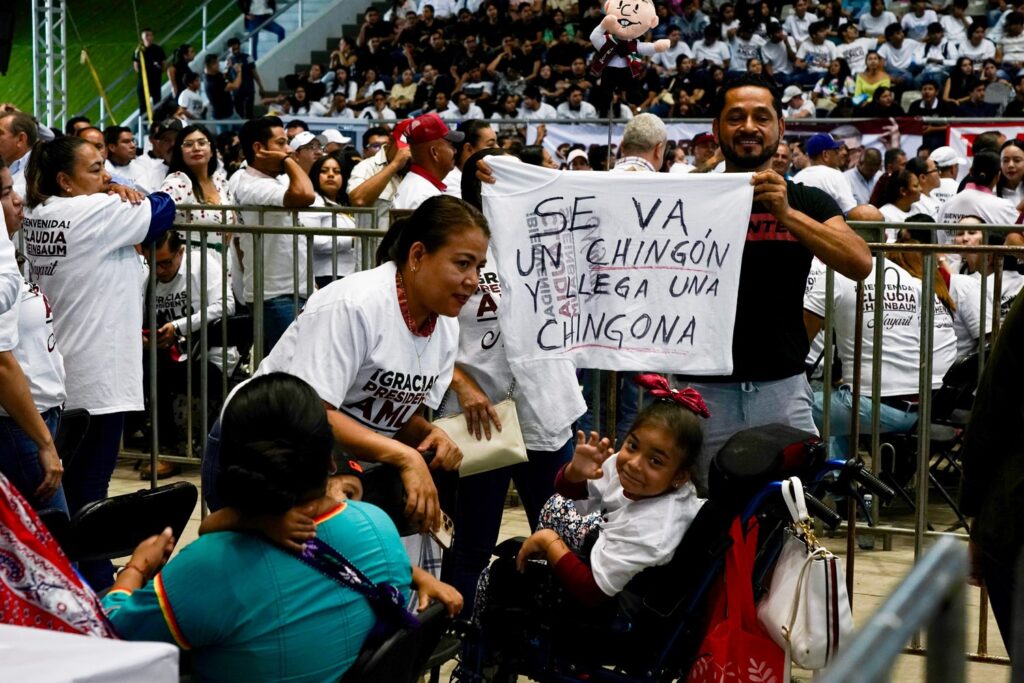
[466, 374, 709, 640]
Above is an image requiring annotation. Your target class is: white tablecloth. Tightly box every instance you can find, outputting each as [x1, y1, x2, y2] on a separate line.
[0, 623, 178, 682]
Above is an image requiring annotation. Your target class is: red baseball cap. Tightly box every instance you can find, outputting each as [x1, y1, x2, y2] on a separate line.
[405, 112, 465, 146]
[393, 118, 414, 149]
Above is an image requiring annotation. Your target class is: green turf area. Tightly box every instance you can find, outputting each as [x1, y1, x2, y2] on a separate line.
[1, 0, 239, 126]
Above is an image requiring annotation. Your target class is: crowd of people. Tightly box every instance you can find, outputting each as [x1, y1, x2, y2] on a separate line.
[0, 0, 1022, 678]
[133, 0, 1024, 126]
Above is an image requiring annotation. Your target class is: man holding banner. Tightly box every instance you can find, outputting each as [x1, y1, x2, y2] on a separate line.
[476, 74, 870, 489]
[677, 74, 871, 484]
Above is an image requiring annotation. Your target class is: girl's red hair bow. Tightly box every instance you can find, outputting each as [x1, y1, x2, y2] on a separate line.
[634, 373, 711, 419]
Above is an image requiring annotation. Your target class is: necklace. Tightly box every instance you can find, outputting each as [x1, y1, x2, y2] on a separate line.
[396, 269, 435, 374]
[413, 330, 434, 375]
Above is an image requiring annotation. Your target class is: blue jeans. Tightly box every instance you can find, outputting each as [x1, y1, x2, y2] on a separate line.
[886, 66, 920, 89]
[811, 385, 919, 458]
[788, 70, 826, 87]
[444, 440, 573, 612]
[0, 407, 67, 515]
[263, 295, 305, 354]
[245, 14, 285, 60]
[683, 373, 817, 490]
[577, 370, 639, 447]
[62, 412, 126, 592]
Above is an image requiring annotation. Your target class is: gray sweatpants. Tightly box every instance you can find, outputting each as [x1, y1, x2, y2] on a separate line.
[680, 373, 818, 491]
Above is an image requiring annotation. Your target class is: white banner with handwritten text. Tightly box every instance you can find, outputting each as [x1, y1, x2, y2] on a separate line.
[481, 156, 753, 375]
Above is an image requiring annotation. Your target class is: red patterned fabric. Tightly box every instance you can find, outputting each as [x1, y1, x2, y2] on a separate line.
[0, 473, 116, 637]
[395, 269, 438, 337]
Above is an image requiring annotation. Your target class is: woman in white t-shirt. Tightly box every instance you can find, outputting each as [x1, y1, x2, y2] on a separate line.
[23, 137, 176, 589]
[353, 68, 388, 110]
[204, 195, 488, 538]
[307, 152, 357, 289]
[997, 139, 1024, 206]
[805, 245, 957, 457]
[872, 168, 922, 240]
[0, 160, 67, 514]
[954, 219, 1024, 321]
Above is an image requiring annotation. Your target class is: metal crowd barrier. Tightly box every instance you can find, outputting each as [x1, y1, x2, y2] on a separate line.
[819, 536, 969, 683]
[812, 221, 1020, 667]
[132, 204, 381, 501]
[130, 204, 1021, 668]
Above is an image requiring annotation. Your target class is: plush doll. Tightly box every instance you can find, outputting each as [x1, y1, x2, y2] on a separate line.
[589, 0, 670, 114]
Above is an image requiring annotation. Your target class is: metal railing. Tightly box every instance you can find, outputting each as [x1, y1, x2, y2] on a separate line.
[129, 203, 1020, 667]
[132, 203, 380, 498]
[74, 0, 239, 126]
[808, 221, 1019, 666]
[74, 0, 313, 128]
[819, 536, 968, 683]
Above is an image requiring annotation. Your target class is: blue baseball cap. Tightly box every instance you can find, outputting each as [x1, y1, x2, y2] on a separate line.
[805, 133, 844, 158]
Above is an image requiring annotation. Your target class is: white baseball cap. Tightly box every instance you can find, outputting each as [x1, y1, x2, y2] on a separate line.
[930, 146, 967, 168]
[566, 149, 590, 167]
[289, 131, 327, 151]
[781, 85, 804, 105]
[320, 129, 351, 146]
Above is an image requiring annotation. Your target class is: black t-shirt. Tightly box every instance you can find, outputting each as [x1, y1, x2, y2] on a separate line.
[512, 51, 542, 77]
[479, 21, 505, 50]
[1004, 99, 1024, 117]
[364, 21, 395, 42]
[205, 72, 234, 119]
[962, 290, 1024, 563]
[545, 41, 585, 70]
[513, 18, 543, 44]
[447, 19, 481, 43]
[689, 180, 842, 382]
[422, 46, 456, 74]
[134, 44, 166, 88]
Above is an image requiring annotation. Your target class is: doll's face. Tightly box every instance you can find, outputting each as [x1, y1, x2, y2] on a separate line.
[604, 0, 660, 39]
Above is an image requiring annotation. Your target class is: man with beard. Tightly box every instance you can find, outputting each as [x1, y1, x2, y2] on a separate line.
[675, 73, 872, 485]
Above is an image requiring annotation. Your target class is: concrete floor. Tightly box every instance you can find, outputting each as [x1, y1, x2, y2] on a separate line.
[108, 459, 1011, 682]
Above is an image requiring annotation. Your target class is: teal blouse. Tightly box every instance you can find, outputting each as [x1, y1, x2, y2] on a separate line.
[103, 500, 412, 682]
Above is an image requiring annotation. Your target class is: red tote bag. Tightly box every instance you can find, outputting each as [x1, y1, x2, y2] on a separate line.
[687, 516, 786, 683]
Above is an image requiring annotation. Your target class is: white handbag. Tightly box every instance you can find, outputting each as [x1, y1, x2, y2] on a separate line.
[757, 477, 855, 671]
[432, 382, 528, 478]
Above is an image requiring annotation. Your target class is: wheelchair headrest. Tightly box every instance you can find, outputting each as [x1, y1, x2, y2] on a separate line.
[708, 424, 825, 505]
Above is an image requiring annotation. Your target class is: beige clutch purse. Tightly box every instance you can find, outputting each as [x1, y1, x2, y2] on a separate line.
[432, 384, 528, 477]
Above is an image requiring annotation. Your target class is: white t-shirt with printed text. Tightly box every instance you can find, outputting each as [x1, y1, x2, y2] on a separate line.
[937, 188, 1018, 229]
[805, 259, 956, 396]
[440, 251, 583, 451]
[836, 38, 880, 74]
[796, 40, 837, 73]
[254, 262, 458, 437]
[0, 279, 66, 414]
[23, 194, 156, 413]
[154, 248, 239, 374]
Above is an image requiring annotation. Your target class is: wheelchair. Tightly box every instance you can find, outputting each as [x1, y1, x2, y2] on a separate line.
[452, 424, 893, 683]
